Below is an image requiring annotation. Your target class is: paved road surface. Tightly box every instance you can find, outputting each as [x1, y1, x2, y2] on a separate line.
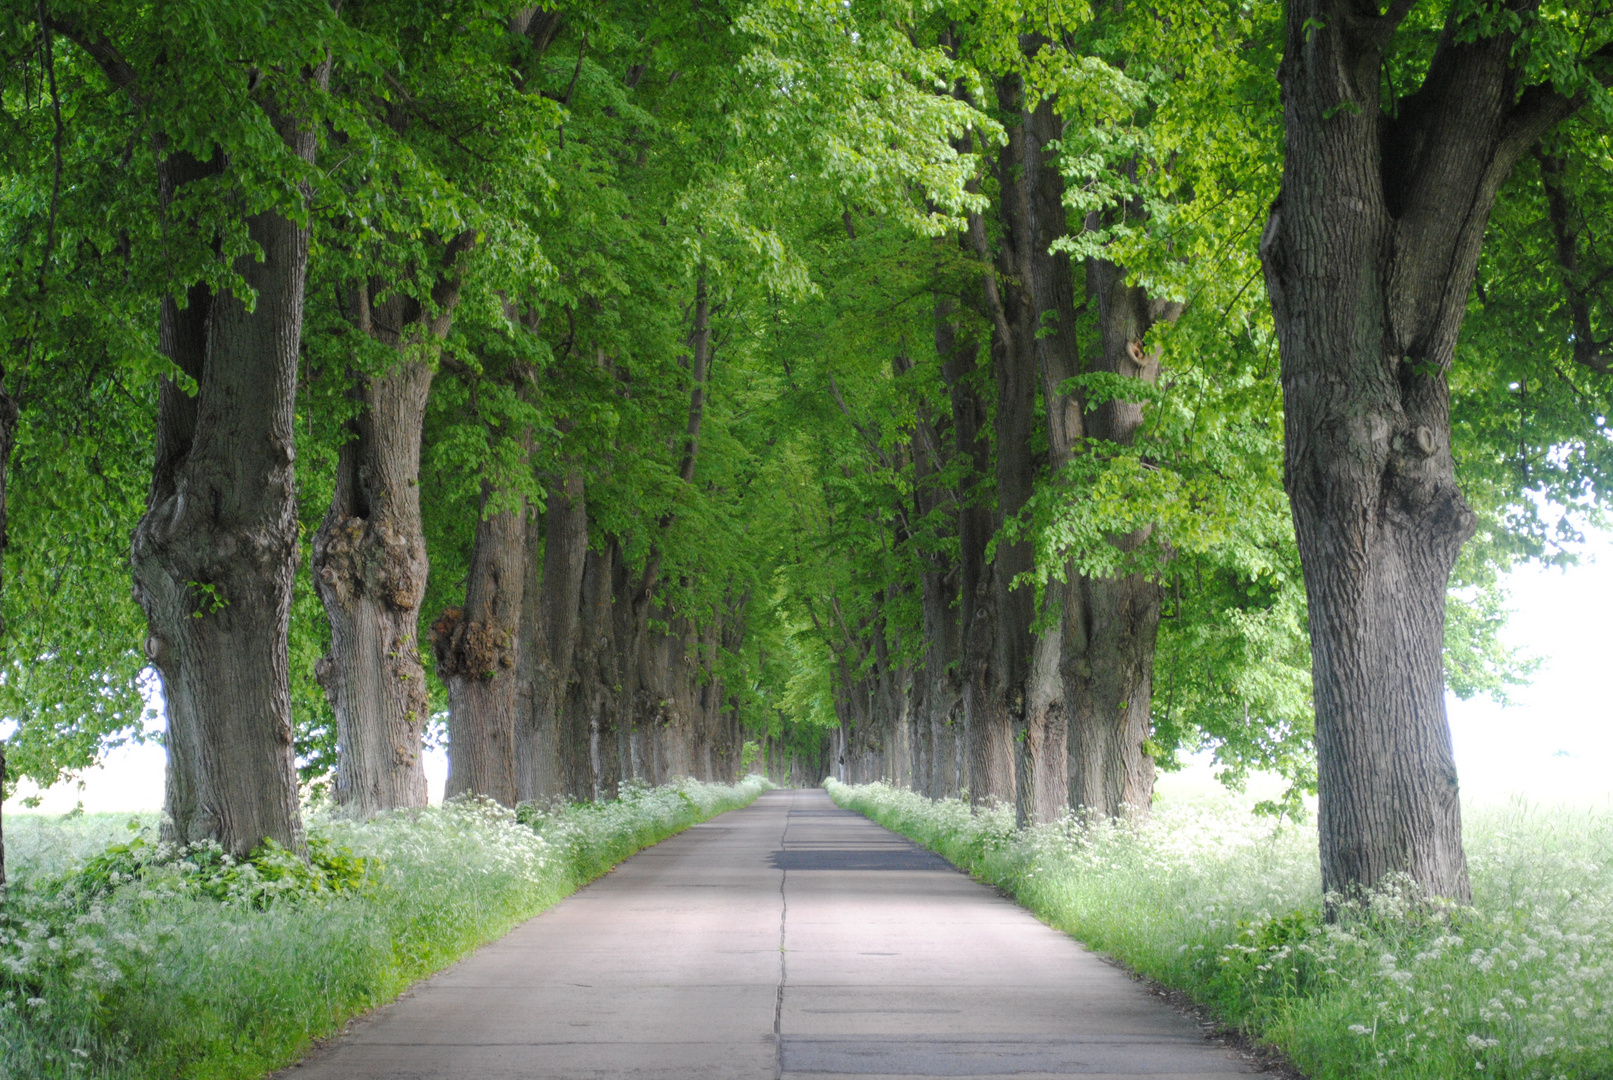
[280, 788, 1255, 1079]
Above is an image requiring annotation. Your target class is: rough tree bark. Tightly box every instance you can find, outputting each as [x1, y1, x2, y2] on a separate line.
[514, 469, 588, 802]
[1017, 93, 1081, 826]
[312, 235, 474, 818]
[134, 123, 321, 854]
[435, 487, 526, 805]
[1261, 0, 1593, 901]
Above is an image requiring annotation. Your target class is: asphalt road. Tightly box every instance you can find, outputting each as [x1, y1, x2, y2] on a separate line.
[279, 787, 1256, 1079]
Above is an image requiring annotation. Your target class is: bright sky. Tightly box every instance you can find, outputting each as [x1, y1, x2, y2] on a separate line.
[9, 531, 1613, 816]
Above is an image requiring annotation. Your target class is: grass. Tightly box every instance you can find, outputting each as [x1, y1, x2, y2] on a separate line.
[0, 775, 769, 1080]
[826, 778, 1613, 1080]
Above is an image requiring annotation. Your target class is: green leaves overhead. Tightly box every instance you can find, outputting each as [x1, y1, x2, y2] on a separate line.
[1, 0, 1609, 803]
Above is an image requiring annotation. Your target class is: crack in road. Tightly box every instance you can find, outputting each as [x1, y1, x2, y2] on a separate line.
[774, 789, 794, 1080]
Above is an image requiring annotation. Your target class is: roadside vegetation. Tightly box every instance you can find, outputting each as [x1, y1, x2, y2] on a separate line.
[0, 777, 767, 1080]
[828, 779, 1613, 1080]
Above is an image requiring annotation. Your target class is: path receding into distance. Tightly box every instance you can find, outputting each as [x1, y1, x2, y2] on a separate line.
[281, 789, 1257, 1079]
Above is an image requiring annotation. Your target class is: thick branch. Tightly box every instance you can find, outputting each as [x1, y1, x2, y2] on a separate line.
[48, 16, 141, 104]
[1538, 150, 1613, 375]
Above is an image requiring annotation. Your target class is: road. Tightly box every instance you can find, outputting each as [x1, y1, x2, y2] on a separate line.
[280, 788, 1256, 1079]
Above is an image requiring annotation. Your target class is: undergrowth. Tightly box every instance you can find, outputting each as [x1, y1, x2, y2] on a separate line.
[826, 779, 1613, 1080]
[0, 775, 769, 1079]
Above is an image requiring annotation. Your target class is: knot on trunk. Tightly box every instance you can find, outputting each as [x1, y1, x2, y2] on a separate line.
[431, 607, 515, 681]
[313, 515, 425, 611]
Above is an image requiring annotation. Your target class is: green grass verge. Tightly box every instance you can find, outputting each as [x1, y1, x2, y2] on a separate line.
[1, 776, 769, 1079]
[826, 778, 1613, 1080]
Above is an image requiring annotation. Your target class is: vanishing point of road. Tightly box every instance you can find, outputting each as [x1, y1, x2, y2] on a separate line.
[280, 788, 1258, 1079]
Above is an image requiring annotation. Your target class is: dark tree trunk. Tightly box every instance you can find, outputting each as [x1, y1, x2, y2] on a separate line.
[939, 282, 993, 804]
[312, 240, 472, 818]
[616, 274, 711, 785]
[1262, 0, 1581, 902]
[564, 541, 621, 800]
[135, 135, 316, 855]
[435, 488, 525, 805]
[515, 470, 588, 801]
[961, 76, 1041, 809]
[913, 339, 964, 799]
[1016, 94, 1083, 826]
[916, 303, 965, 800]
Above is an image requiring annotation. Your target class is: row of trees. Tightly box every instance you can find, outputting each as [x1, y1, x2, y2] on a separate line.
[0, 0, 1609, 906]
[763, 0, 1613, 907]
[0, 0, 977, 866]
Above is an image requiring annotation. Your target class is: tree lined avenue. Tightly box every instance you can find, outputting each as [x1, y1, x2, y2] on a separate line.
[0, 0, 1610, 911]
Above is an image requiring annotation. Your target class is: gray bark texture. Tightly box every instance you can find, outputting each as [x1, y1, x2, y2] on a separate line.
[1261, 0, 1587, 902]
[312, 238, 473, 819]
[435, 488, 526, 806]
[1016, 92, 1081, 826]
[614, 274, 712, 788]
[135, 127, 318, 855]
[515, 470, 588, 802]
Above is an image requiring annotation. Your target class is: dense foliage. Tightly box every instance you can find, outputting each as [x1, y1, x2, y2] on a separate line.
[0, 0, 1606, 894]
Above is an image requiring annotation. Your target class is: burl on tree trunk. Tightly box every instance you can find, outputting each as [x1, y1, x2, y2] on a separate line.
[313, 237, 473, 819]
[435, 487, 526, 806]
[1262, 0, 1592, 902]
[134, 131, 319, 856]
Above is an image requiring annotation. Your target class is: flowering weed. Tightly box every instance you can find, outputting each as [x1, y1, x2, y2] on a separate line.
[827, 780, 1613, 1080]
[0, 776, 768, 1079]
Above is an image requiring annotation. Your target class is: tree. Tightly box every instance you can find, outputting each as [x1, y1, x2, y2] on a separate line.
[307, 1, 554, 816]
[1259, 0, 1612, 901]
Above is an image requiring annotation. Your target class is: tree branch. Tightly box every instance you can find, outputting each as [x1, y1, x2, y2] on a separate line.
[45, 15, 141, 103]
[1500, 40, 1613, 164]
[1537, 149, 1613, 375]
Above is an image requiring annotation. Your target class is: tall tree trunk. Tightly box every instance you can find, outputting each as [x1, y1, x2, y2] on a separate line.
[514, 470, 588, 801]
[912, 380, 963, 800]
[938, 284, 991, 803]
[435, 488, 525, 805]
[617, 274, 711, 783]
[312, 241, 472, 818]
[962, 76, 1039, 808]
[563, 542, 619, 800]
[1017, 93, 1082, 826]
[1062, 261, 1179, 819]
[1262, 0, 1579, 902]
[135, 131, 317, 854]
